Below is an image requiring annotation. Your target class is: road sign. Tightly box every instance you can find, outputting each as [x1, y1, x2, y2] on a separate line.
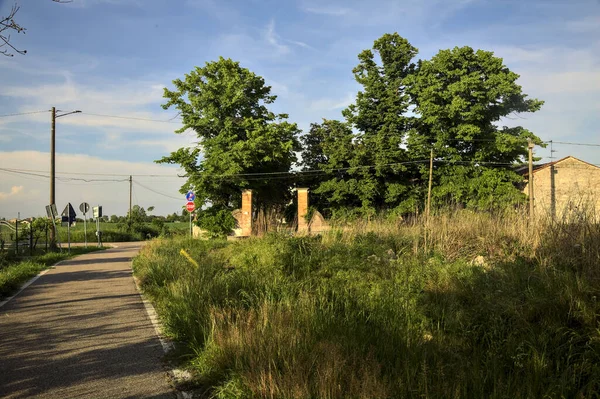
[186, 201, 195, 212]
[186, 191, 195, 202]
[50, 204, 58, 218]
[45, 205, 53, 219]
[79, 202, 90, 215]
[62, 203, 77, 223]
[93, 206, 103, 218]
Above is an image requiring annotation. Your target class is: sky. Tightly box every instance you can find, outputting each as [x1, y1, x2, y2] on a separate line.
[0, 0, 599, 219]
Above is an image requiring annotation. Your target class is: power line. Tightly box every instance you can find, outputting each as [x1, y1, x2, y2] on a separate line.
[79, 112, 182, 124]
[548, 141, 600, 147]
[0, 168, 128, 182]
[0, 110, 49, 118]
[133, 181, 182, 201]
[0, 167, 184, 178]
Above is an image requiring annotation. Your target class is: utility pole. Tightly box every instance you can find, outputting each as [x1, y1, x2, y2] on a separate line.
[528, 139, 535, 221]
[426, 149, 434, 222]
[50, 107, 56, 246]
[49, 108, 81, 249]
[129, 175, 133, 222]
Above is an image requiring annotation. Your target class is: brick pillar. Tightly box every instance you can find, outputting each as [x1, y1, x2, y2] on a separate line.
[241, 189, 253, 236]
[297, 188, 309, 233]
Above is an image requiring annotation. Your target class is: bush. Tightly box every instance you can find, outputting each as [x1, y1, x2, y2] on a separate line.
[197, 208, 236, 238]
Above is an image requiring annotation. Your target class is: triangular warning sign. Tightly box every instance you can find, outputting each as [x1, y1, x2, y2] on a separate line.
[61, 203, 77, 219]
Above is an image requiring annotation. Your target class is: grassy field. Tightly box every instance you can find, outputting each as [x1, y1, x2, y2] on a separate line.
[0, 221, 189, 248]
[57, 221, 190, 243]
[0, 247, 105, 299]
[133, 210, 600, 398]
[1, 221, 190, 246]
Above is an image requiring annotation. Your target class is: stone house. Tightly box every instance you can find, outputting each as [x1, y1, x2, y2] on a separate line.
[521, 156, 600, 219]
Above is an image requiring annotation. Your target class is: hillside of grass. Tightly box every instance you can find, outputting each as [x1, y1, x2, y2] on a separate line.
[133, 211, 600, 399]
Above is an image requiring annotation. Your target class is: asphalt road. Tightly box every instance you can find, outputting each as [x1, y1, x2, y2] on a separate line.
[0, 242, 175, 399]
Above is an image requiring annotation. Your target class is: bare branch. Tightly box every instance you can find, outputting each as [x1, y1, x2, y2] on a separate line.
[1, 1, 72, 57]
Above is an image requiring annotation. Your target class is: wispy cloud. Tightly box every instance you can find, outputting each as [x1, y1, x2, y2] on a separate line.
[302, 6, 351, 16]
[565, 16, 600, 33]
[286, 39, 315, 50]
[2, 77, 181, 134]
[309, 93, 355, 111]
[265, 20, 290, 55]
[0, 151, 184, 217]
[0, 186, 23, 201]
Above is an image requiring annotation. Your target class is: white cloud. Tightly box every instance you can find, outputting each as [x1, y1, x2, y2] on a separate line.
[286, 39, 315, 50]
[0, 151, 187, 218]
[309, 93, 355, 111]
[520, 71, 600, 94]
[265, 20, 290, 55]
[2, 76, 184, 137]
[0, 186, 24, 200]
[302, 6, 351, 16]
[565, 16, 600, 33]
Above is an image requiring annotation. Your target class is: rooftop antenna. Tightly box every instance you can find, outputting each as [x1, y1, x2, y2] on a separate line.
[549, 140, 557, 161]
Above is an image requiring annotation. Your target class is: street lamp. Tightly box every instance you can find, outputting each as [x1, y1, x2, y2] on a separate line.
[50, 107, 81, 248]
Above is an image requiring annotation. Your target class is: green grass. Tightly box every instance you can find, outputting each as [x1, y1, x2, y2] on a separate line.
[133, 210, 600, 399]
[57, 221, 189, 243]
[0, 247, 105, 299]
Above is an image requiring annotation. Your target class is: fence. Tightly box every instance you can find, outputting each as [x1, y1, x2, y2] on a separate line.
[0, 220, 51, 255]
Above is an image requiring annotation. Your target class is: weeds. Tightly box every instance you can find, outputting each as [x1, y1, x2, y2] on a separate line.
[134, 209, 600, 398]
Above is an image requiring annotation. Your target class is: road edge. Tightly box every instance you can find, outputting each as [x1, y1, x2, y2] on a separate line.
[131, 273, 195, 399]
[0, 260, 66, 309]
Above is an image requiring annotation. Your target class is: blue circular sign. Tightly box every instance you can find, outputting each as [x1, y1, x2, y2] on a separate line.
[186, 191, 196, 202]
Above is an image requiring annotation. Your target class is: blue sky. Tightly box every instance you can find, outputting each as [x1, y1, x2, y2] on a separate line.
[0, 0, 599, 218]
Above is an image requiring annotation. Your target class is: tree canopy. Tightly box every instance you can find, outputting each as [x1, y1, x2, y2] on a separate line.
[157, 57, 300, 232]
[301, 34, 544, 216]
[160, 34, 544, 226]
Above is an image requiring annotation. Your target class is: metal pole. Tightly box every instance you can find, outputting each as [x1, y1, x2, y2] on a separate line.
[29, 223, 33, 255]
[129, 175, 132, 222]
[15, 219, 18, 255]
[528, 139, 535, 221]
[84, 213, 87, 248]
[45, 223, 48, 251]
[50, 107, 56, 247]
[189, 212, 192, 237]
[426, 149, 434, 221]
[67, 206, 71, 254]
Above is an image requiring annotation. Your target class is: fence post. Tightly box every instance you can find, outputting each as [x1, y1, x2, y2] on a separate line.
[29, 224, 33, 255]
[15, 220, 19, 255]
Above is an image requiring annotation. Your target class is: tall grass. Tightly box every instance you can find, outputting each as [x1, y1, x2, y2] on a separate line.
[134, 209, 600, 398]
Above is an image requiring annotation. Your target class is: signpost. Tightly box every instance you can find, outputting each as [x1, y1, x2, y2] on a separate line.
[61, 203, 77, 254]
[186, 191, 196, 202]
[93, 206, 103, 247]
[46, 204, 61, 251]
[79, 202, 90, 248]
[185, 191, 195, 237]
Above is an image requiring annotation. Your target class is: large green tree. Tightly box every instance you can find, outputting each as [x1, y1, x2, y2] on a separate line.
[158, 57, 300, 231]
[406, 46, 544, 209]
[304, 35, 544, 215]
[304, 33, 419, 216]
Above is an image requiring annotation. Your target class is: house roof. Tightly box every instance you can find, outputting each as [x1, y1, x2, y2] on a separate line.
[518, 156, 600, 177]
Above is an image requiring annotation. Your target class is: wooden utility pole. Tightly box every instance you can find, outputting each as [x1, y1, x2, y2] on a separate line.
[49, 108, 80, 249]
[426, 149, 434, 221]
[50, 107, 56, 246]
[129, 175, 133, 221]
[528, 139, 535, 220]
[424, 149, 434, 255]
